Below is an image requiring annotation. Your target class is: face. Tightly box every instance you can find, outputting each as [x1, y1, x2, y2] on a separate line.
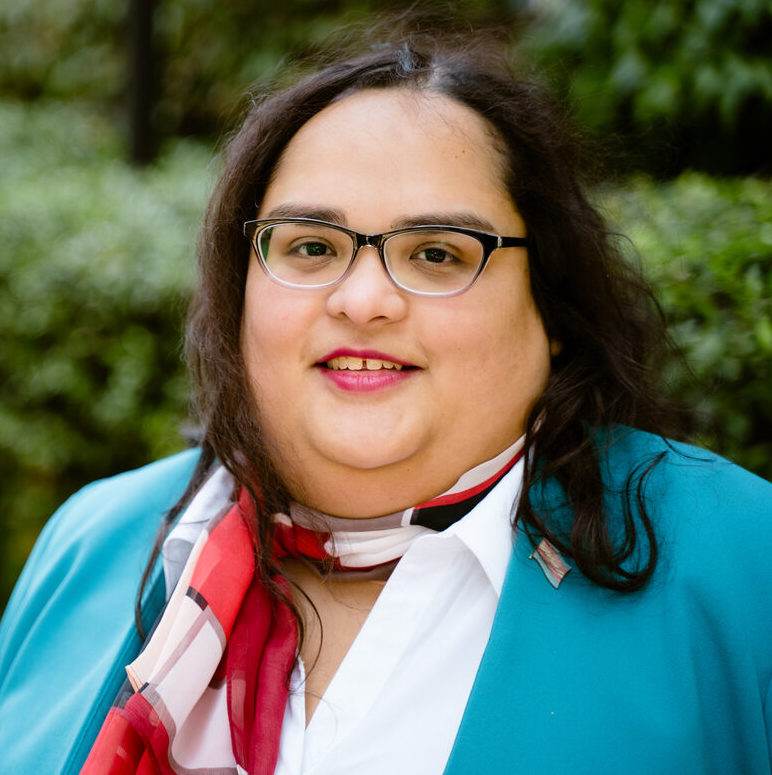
[241, 89, 553, 517]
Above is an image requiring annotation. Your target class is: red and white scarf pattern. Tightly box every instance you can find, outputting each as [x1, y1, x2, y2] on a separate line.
[81, 438, 524, 774]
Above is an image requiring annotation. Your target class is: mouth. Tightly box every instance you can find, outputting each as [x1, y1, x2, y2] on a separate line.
[315, 350, 419, 391]
[324, 356, 408, 371]
[316, 349, 418, 372]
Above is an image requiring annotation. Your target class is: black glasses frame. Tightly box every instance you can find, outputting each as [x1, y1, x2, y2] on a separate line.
[243, 217, 530, 297]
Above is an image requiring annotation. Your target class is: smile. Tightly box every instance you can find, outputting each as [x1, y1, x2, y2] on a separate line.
[325, 357, 405, 371]
[316, 351, 418, 393]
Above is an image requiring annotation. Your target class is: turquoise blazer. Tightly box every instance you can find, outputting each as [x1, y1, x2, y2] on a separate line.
[1, 429, 770, 774]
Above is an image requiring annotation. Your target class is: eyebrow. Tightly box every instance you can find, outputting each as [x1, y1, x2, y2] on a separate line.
[261, 204, 498, 235]
[392, 212, 498, 233]
[262, 204, 347, 224]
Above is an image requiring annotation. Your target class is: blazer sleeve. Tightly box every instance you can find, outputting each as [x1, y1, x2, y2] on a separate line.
[0, 448, 200, 775]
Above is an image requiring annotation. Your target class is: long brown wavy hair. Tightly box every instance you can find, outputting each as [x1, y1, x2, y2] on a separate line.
[137, 25, 688, 637]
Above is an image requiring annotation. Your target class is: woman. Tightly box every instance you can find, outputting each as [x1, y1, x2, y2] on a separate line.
[1, 29, 771, 775]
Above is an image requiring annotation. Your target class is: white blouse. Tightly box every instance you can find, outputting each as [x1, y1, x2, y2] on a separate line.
[274, 460, 523, 775]
[162, 458, 523, 775]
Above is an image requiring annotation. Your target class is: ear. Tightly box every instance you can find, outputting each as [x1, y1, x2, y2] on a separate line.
[549, 339, 563, 357]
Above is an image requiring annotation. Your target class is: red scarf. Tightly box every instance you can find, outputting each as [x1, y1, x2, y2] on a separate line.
[82, 447, 522, 775]
[82, 488, 294, 774]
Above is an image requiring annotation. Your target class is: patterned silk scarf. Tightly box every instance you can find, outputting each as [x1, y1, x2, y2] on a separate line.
[81, 439, 524, 775]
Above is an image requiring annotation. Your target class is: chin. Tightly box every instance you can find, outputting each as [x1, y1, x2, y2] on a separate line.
[310, 413, 424, 471]
[323, 443, 415, 472]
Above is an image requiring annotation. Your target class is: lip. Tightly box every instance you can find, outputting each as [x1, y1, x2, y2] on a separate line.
[315, 348, 419, 393]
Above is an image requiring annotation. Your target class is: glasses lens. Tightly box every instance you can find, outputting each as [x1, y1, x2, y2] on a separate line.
[383, 230, 484, 293]
[256, 222, 353, 286]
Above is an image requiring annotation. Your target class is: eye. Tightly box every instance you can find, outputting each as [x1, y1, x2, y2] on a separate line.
[413, 245, 457, 265]
[409, 238, 473, 269]
[259, 224, 341, 263]
[290, 238, 336, 258]
[384, 230, 482, 284]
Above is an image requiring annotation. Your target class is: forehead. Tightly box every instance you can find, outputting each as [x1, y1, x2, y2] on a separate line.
[258, 89, 517, 231]
[284, 87, 505, 157]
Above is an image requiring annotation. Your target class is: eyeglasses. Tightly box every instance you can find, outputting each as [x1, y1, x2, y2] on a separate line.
[243, 218, 530, 297]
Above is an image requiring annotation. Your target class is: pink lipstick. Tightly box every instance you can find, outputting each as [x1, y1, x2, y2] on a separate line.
[316, 349, 418, 392]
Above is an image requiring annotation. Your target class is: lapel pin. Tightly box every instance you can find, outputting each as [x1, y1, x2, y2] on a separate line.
[529, 538, 571, 589]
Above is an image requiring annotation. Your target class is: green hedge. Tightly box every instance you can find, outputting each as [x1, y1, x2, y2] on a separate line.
[599, 175, 772, 474]
[0, 0, 519, 139]
[0, 100, 213, 607]
[522, 0, 772, 174]
[1, 99, 770, 609]
[4, 0, 770, 174]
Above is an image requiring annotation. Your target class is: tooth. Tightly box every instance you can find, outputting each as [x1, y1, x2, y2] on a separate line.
[325, 356, 407, 371]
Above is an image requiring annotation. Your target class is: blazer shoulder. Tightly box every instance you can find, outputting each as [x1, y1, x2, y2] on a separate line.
[600, 427, 772, 593]
[0, 448, 201, 775]
[63, 447, 203, 527]
[600, 426, 771, 504]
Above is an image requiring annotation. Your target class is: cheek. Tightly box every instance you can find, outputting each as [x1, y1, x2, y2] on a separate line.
[453, 290, 551, 409]
[240, 291, 303, 466]
[241, 291, 268, 376]
[242, 267, 300, 360]
[241, 274, 295, 397]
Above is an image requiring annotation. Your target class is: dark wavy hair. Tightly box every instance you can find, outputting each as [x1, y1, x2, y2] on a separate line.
[136, 27, 688, 636]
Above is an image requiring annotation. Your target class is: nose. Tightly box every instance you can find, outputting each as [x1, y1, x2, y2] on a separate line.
[325, 244, 408, 325]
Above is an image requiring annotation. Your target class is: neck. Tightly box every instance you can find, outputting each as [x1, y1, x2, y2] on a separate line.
[287, 435, 525, 522]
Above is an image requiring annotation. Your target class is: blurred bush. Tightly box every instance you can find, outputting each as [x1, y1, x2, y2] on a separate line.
[0, 99, 213, 607]
[0, 0, 125, 103]
[523, 0, 772, 174]
[599, 175, 772, 474]
[4, 1, 770, 174]
[0, 0, 521, 140]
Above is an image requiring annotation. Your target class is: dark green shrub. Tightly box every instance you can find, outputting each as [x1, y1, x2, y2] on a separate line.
[3, 1, 770, 174]
[0, 100, 212, 607]
[599, 174, 772, 474]
[0, 0, 520, 139]
[523, 0, 772, 174]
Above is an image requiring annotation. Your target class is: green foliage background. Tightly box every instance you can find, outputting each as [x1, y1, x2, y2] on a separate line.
[1, 0, 771, 608]
[600, 176, 772, 474]
[522, 0, 772, 174]
[2, 0, 770, 172]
